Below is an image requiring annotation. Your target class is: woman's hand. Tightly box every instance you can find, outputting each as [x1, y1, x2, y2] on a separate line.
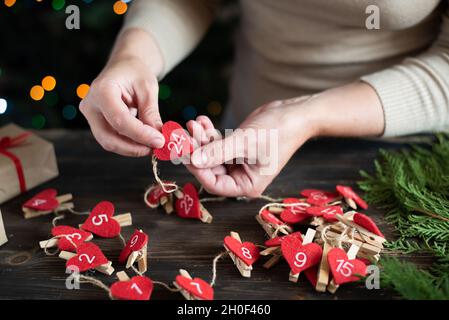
[185, 82, 384, 198]
[79, 29, 166, 157]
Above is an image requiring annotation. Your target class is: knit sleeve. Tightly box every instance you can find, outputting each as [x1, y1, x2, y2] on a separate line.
[361, 6, 449, 137]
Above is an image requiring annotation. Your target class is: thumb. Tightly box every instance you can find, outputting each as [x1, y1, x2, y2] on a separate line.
[191, 130, 246, 168]
[135, 79, 163, 130]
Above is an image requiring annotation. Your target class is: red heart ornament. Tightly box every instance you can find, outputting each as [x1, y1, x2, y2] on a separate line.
[260, 209, 284, 226]
[23, 189, 59, 211]
[328, 247, 367, 285]
[175, 183, 202, 220]
[175, 275, 214, 300]
[281, 234, 322, 274]
[66, 242, 108, 272]
[353, 213, 384, 238]
[304, 265, 318, 288]
[264, 232, 302, 247]
[306, 205, 343, 222]
[111, 276, 153, 300]
[153, 121, 193, 161]
[336, 185, 368, 210]
[303, 190, 340, 206]
[224, 236, 260, 266]
[146, 184, 169, 207]
[300, 189, 323, 197]
[51, 225, 92, 252]
[280, 198, 310, 224]
[118, 229, 149, 263]
[81, 201, 121, 238]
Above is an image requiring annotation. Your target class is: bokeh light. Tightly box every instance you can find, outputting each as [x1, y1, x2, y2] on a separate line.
[76, 83, 90, 99]
[182, 105, 197, 121]
[30, 85, 45, 101]
[44, 91, 59, 107]
[4, 0, 16, 8]
[0, 99, 7, 114]
[113, 1, 127, 15]
[62, 104, 77, 120]
[159, 84, 171, 100]
[32, 115, 46, 129]
[42, 76, 56, 91]
[52, 0, 65, 11]
[207, 101, 222, 116]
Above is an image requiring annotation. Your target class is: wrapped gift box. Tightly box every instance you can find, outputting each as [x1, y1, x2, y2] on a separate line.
[0, 209, 6, 246]
[0, 123, 59, 204]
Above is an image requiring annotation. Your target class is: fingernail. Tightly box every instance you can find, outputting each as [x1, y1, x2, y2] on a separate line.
[155, 136, 165, 148]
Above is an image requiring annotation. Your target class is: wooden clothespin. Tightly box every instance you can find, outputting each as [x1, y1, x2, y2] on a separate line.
[59, 242, 114, 275]
[118, 229, 148, 273]
[223, 231, 260, 278]
[335, 214, 385, 247]
[145, 183, 174, 214]
[111, 271, 154, 300]
[255, 210, 292, 237]
[315, 242, 331, 292]
[22, 189, 73, 219]
[289, 228, 316, 283]
[327, 244, 360, 294]
[0, 209, 7, 247]
[174, 183, 213, 223]
[173, 269, 214, 300]
[116, 271, 131, 281]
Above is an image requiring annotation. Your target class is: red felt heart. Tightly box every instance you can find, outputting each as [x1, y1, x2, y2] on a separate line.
[281, 234, 322, 274]
[336, 185, 368, 210]
[300, 189, 323, 198]
[306, 205, 343, 222]
[264, 232, 302, 247]
[328, 247, 367, 285]
[153, 121, 193, 161]
[118, 229, 149, 263]
[304, 265, 318, 288]
[353, 213, 384, 238]
[260, 209, 284, 226]
[66, 243, 108, 272]
[146, 184, 169, 207]
[110, 276, 153, 300]
[175, 275, 214, 300]
[175, 183, 202, 220]
[303, 190, 340, 206]
[280, 198, 310, 224]
[51, 226, 92, 252]
[224, 236, 260, 266]
[23, 189, 59, 211]
[81, 201, 121, 238]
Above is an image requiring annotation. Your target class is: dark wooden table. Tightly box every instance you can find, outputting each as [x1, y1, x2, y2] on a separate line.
[0, 130, 427, 300]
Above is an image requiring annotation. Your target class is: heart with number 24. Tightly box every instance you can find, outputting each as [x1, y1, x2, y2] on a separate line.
[23, 188, 60, 211]
[66, 242, 108, 272]
[175, 275, 214, 300]
[110, 276, 153, 300]
[175, 183, 202, 220]
[224, 236, 260, 266]
[51, 225, 92, 252]
[281, 233, 322, 274]
[81, 201, 121, 238]
[327, 247, 367, 285]
[153, 121, 193, 161]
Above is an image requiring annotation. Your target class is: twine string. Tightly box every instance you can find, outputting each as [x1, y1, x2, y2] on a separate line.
[210, 251, 228, 287]
[151, 155, 179, 193]
[78, 275, 113, 299]
[43, 234, 78, 256]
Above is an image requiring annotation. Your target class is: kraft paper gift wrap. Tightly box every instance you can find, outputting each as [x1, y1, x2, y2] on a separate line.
[0, 123, 59, 204]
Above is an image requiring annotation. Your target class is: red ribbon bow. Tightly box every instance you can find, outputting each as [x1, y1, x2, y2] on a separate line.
[0, 132, 32, 193]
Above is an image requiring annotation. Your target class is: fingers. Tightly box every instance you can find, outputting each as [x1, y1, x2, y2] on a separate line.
[80, 103, 151, 157]
[97, 80, 165, 148]
[134, 79, 163, 130]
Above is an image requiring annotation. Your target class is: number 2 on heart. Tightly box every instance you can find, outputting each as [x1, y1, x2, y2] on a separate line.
[78, 254, 95, 264]
[168, 133, 186, 156]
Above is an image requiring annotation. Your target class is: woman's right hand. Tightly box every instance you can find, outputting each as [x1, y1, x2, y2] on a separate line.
[79, 29, 166, 157]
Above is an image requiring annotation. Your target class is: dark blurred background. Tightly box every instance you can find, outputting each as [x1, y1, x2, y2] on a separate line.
[0, 0, 238, 129]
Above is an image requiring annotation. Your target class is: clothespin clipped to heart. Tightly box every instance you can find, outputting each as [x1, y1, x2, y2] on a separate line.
[307, 205, 344, 226]
[278, 198, 311, 224]
[315, 242, 332, 292]
[300, 189, 341, 207]
[22, 189, 74, 219]
[174, 183, 213, 223]
[118, 229, 149, 273]
[39, 225, 93, 252]
[335, 213, 386, 248]
[260, 232, 302, 269]
[59, 242, 114, 275]
[173, 269, 214, 300]
[153, 121, 194, 161]
[282, 228, 322, 283]
[336, 185, 368, 210]
[255, 209, 292, 237]
[111, 271, 153, 300]
[145, 183, 174, 214]
[223, 231, 260, 278]
[327, 244, 368, 293]
[79, 201, 132, 238]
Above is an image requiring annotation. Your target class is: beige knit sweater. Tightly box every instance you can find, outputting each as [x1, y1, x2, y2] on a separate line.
[123, 0, 449, 137]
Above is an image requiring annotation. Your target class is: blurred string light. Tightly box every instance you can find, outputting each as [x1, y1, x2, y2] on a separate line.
[113, 1, 128, 15]
[182, 105, 197, 121]
[76, 84, 90, 99]
[159, 84, 171, 100]
[83, 0, 94, 3]
[207, 101, 222, 116]
[0, 99, 7, 115]
[32, 114, 46, 129]
[4, 0, 16, 7]
[30, 85, 45, 101]
[42, 75, 56, 91]
[62, 104, 77, 120]
[52, 0, 65, 11]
